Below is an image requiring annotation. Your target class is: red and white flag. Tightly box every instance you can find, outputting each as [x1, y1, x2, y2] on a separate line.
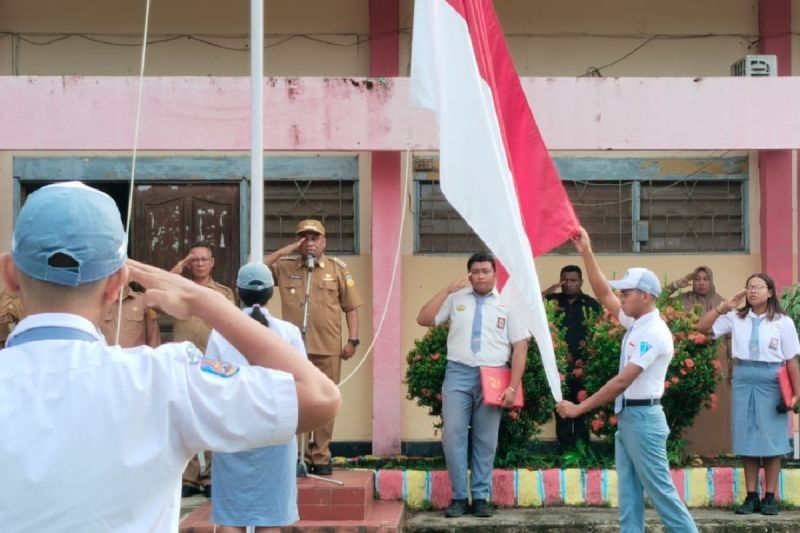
[411, 0, 580, 401]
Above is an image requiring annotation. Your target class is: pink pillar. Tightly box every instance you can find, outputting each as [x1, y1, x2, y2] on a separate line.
[758, 0, 794, 290]
[369, 0, 403, 456]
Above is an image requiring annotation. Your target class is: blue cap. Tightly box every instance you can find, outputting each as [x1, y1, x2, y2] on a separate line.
[237, 262, 274, 290]
[608, 267, 661, 297]
[12, 182, 127, 287]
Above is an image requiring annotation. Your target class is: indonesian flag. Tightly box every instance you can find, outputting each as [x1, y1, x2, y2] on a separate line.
[411, 0, 580, 401]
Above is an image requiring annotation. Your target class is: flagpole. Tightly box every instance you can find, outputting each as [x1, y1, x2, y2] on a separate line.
[250, 0, 264, 261]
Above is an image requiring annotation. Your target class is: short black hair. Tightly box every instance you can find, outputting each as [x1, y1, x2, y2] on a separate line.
[467, 252, 496, 272]
[189, 242, 213, 254]
[560, 265, 583, 279]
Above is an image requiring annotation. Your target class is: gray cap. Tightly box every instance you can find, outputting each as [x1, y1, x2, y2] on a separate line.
[237, 262, 274, 290]
[12, 182, 127, 287]
[608, 268, 661, 297]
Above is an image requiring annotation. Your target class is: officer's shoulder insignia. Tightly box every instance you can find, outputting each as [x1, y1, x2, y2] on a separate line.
[331, 257, 348, 269]
[200, 358, 240, 378]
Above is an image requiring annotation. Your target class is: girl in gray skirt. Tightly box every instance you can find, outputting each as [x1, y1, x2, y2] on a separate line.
[698, 273, 800, 515]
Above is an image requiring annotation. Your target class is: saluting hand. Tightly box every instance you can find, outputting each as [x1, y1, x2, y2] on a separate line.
[446, 274, 470, 294]
[724, 289, 747, 311]
[128, 259, 216, 320]
[675, 271, 695, 289]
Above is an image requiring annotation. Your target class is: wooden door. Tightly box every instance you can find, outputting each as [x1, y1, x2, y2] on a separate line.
[133, 183, 240, 290]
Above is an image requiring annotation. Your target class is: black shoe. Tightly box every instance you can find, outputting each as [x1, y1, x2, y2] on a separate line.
[202, 485, 212, 498]
[313, 463, 333, 476]
[761, 497, 779, 515]
[296, 462, 308, 477]
[445, 499, 469, 518]
[181, 484, 201, 498]
[471, 498, 494, 517]
[735, 496, 761, 514]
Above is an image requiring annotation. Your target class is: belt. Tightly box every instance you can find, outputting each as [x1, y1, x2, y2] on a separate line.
[736, 359, 782, 368]
[622, 398, 661, 407]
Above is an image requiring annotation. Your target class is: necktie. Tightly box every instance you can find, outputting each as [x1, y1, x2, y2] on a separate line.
[749, 316, 765, 360]
[471, 295, 487, 353]
[614, 328, 633, 414]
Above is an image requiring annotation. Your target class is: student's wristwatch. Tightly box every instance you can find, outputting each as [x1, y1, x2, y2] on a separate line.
[348, 338, 360, 347]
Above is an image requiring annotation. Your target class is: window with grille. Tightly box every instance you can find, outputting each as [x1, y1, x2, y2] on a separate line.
[414, 155, 747, 255]
[264, 179, 358, 254]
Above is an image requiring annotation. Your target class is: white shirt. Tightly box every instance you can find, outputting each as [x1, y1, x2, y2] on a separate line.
[618, 309, 673, 400]
[435, 287, 529, 367]
[207, 306, 308, 364]
[712, 310, 800, 363]
[0, 313, 298, 533]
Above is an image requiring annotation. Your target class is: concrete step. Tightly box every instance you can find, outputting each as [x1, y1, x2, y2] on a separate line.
[298, 469, 374, 520]
[180, 500, 405, 532]
[405, 507, 800, 532]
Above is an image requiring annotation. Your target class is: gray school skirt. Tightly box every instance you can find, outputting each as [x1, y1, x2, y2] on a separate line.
[732, 361, 790, 457]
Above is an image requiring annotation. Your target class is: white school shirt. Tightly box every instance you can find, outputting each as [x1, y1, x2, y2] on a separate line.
[618, 309, 673, 400]
[206, 306, 308, 364]
[435, 287, 529, 367]
[0, 313, 297, 533]
[712, 310, 800, 363]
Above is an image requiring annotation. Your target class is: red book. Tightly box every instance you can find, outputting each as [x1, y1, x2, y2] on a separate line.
[778, 365, 794, 412]
[480, 366, 524, 408]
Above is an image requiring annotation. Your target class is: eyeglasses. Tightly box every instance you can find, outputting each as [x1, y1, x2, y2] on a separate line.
[745, 285, 768, 293]
[191, 257, 213, 264]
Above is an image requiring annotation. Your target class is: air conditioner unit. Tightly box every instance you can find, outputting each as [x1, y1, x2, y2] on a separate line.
[731, 55, 777, 77]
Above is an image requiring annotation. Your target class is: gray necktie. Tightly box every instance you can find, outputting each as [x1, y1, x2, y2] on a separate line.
[749, 316, 765, 360]
[471, 294, 487, 353]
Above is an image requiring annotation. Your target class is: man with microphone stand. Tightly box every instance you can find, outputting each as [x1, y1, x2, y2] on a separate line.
[266, 219, 363, 476]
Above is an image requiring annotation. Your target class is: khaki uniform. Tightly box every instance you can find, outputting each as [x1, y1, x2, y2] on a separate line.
[174, 278, 234, 492]
[272, 253, 363, 465]
[99, 290, 161, 348]
[173, 279, 235, 353]
[0, 291, 24, 349]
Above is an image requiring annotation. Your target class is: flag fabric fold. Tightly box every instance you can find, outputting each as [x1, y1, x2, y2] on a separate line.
[411, 0, 580, 401]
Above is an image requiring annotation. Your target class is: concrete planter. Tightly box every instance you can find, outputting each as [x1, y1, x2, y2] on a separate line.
[372, 467, 800, 509]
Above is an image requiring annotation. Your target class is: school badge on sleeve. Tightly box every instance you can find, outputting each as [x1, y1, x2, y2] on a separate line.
[201, 358, 240, 378]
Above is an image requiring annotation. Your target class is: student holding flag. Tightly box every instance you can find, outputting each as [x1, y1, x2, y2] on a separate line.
[557, 228, 697, 533]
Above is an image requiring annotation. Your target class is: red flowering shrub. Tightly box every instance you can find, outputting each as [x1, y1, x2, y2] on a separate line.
[405, 300, 568, 466]
[581, 299, 722, 456]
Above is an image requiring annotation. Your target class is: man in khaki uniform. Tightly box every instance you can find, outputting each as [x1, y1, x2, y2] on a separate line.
[170, 243, 235, 497]
[0, 289, 23, 349]
[266, 219, 363, 475]
[99, 285, 161, 348]
[171, 243, 235, 353]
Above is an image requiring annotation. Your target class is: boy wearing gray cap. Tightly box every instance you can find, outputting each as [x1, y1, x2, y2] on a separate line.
[0, 182, 340, 531]
[556, 227, 697, 533]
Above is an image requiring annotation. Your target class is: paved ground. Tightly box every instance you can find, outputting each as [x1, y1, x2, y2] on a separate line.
[405, 508, 800, 532]
[182, 498, 800, 532]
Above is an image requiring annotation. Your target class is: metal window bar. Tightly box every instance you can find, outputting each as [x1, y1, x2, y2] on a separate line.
[263, 179, 357, 254]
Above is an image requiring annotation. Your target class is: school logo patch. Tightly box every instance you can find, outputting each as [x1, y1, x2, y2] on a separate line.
[201, 358, 240, 378]
[639, 341, 653, 355]
[496, 317, 506, 329]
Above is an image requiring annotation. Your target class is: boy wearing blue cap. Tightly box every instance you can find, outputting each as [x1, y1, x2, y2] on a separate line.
[556, 227, 697, 533]
[0, 182, 341, 531]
